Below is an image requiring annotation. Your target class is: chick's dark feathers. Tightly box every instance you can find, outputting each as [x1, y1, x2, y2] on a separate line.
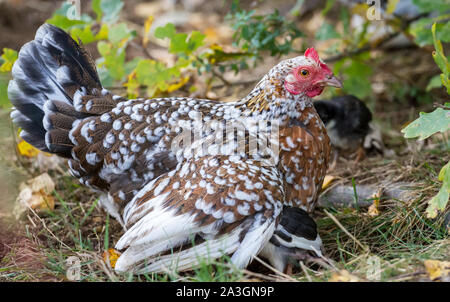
[314, 95, 372, 151]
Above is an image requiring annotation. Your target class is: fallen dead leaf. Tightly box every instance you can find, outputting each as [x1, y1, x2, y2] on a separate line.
[329, 270, 361, 282]
[14, 173, 55, 219]
[103, 248, 121, 269]
[424, 260, 450, 281]
[17, 139, 40, 158]
[322, 175, 337, 190]
[367, 188, 383, 217]
[143, 15, 154, 47]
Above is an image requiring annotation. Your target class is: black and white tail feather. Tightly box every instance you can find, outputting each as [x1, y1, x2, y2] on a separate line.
[8, 23, 103, 157]
[8, 23, 129, 224]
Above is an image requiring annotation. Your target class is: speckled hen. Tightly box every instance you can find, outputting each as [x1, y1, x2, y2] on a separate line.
[8, 24, 341, 273]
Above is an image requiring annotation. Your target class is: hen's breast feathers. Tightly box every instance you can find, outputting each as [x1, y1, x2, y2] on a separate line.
[278, 105, 331, 211]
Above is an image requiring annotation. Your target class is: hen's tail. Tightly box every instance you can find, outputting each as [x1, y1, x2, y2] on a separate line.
[8, 23, 103, 158]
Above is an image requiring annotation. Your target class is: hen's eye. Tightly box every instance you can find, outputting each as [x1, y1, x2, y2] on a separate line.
[300, 69, 309, 77]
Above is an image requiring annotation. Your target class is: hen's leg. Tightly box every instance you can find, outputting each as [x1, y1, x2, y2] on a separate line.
[284, 263, 293, 275]
[354, 146, 366, 164]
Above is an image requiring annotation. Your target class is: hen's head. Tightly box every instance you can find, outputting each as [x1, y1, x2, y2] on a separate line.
[282, 48, 342, 97]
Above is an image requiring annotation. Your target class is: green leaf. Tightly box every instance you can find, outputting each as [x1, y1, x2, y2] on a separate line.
[108, 23, 132, 44]
[135, 59, 187, 97]
[46, 14, 85, 31]
[92, 0, 103, 21]
[0, 48, 18, 72]
[426, 75, 443, 91]
[339, 58, 373, 99]
[401, 107, 450, 140]
[321, 0, 335, 16]
[101, 0, 124, 24]
[410, 18, 450, 47]
[426, 161, 450, 218]
[412, 0, 450, 13]
[155, 24, 205, 55]
[70, 25, 96, 44]
[0, 73, 11, 108]
[154, 23, 177, 40]
[169, 33, 189, 53]
[431, 23, 450, 93]
[187, 31, 205, 53]
[289, 0, 305, 17]
[315, 22, 341, 41]
[386, 0, 400, 14]
[97, 41, 125, 81]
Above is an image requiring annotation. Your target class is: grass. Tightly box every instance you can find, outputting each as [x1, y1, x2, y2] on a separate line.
[0, 108, 449, 282]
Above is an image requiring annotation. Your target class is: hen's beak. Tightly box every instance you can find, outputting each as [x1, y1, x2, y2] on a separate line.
[318, 75, 343, 88]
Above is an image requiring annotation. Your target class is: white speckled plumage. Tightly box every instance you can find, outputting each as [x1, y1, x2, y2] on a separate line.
[8, 24, 339, 274]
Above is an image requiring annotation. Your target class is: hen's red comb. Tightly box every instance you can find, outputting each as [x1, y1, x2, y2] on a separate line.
[305, 47, 332, 74]
[304, 47, 320, 63]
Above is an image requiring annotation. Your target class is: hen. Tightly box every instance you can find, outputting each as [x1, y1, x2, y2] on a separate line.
[9, 24, 340, 273]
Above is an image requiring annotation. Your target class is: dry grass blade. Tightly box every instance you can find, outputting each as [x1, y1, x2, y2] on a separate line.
[324, 209, 369, 252]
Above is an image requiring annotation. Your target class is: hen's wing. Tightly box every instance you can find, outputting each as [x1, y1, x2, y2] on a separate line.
[8, 23, 246, 206]
[114, 155, 284, 274]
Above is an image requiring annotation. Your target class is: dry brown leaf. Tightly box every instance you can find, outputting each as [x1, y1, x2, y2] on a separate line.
[329, 270, 361, 282]
[17, 139, 40, 158]
[424, 260, 450, 281]
[367, 189, 383, 217]
[103, 248, 121, 269]
[322, 175, 337, 190]
[14, 173, 55, 219]
[143, 15, 154, 47]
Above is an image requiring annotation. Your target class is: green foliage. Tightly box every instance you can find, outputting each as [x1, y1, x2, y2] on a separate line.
[227, 1, 303, 61]
[426, 75, 443, 91]
[100, 0, 124, 24]
[409, 0, 450, 47]
[315, 22, 340, 41]
[334, 53, 373, 99]
[42, 0, 253, 97]
[410, 16, 450, 47]
[402, 106, 450, 140]
[426, 161, 450, 219]
[0, 48, 17, 108]
[412, 0, 450, 14]
[154, 23, 205, 55]
[431, 23, 450, 94]
[0, 48, 17, 73]
[402, 24, 450, 218]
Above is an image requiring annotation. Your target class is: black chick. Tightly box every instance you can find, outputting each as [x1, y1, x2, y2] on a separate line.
[259, 207, 324, 274]
[314, 95, 373, 168]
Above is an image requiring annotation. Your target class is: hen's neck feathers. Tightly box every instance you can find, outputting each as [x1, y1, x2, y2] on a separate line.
[234, 73, 311, 125]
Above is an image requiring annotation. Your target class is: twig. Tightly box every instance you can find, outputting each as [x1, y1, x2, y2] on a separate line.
[299, 261, 312, 282]
[211, 69, 230, 86]
[434, 102, 450, 110]
[324, 13, 428, 63]
[253, 256, 298, 282]
[27, 206, 72, 250]
[241, 269, 285, 282]
[324, 32, 400, 63]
